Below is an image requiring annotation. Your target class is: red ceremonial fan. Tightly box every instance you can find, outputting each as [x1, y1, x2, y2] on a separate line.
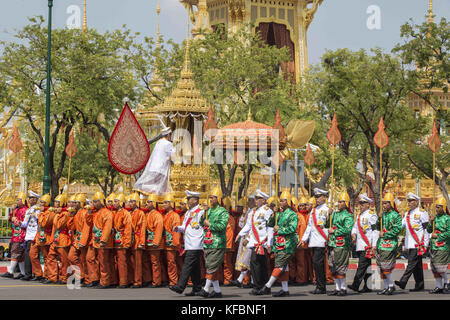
[326, 113, 341, 146]
[428, 120, 441, 153]
[108, 102, 150, 174]
[374, 117, 389, 149]
[9, 124, 22, 154]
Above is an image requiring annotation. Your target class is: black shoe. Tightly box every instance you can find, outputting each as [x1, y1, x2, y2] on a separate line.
[242, 283, 253, 289]
[85, 281, 99, 288]
[21, 275, 32, 281]
[311, 288, 326, 294]
[30, 276, 43, 282]
[168, 285, 183, 294]
[429, 287, 443, 294]
[394, 280, 406, 290]
[13, 274, 24, 280]
[256, 286, 271, 295]
[118, 285, 130, 289]
[56, 280, 66, 285]
[149, 284, 163, 288]
[377, 288, 388, 295]
[249, 288, 259, 296]
[96, 284, 115, 289]
[1, 272, 14, 278]
[228, 280, 240, 287]
[142, 282, 151, 287]
[195, 289, 210, 297]
[386, 286, 395, 295]
[131, 284, 143, 288]
[338, 289, 347, 296]
[327, 289, 339, 296]
[347, 284, 359, 292]
[359, 286, 372, 293]
[272, 290, 289, 297]
[409, 286, 424, 292]
[185, 289, 201, 297]
[208, 291, 222, 298]
[39, 277, 48, 283]
[42, 279, 58, 284]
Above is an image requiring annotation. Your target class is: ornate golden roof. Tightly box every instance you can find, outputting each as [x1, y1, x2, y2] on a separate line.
[154, 29, 209, 114]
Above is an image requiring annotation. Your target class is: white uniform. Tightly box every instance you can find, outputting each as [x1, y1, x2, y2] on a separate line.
[402, 207, 429, 249]
[238, 205, 273, 249]
[301, 203, 329, 248]
[351, 209, 378, 252]
[176, 204, 205, 250]
[21, 205, 40, 241]
[134, 138, 175, 195]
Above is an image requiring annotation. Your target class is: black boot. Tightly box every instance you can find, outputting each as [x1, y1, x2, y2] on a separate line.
[359, 274, 372, 293]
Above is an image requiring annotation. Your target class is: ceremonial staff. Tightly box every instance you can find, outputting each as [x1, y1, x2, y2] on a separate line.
[326, 113, 341, 227]
[374, 117, 389, 232]
[304, 143, 315, 196]
[9, 122, 22, 200]
[428, 120, 441, 232]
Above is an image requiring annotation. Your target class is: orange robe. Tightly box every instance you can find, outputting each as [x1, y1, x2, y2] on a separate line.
[92, 207, 113, 286]
[163, 210, 180, 286]
[47, 209, 71, 282]
[130, 208, 146, 286]
[113, 208, 132, 286]
[82, 210, 99, 284]
[67, 208, 89, 282]
[145, 209, 164, 286]
[289, 212, 308, 283]
[29, 208, 54, 278]
[223, 215, 236, 285]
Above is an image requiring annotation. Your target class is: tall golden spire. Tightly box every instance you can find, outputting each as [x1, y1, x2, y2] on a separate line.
[82, 0, 87, 31]
[156, 0, 161, 49]
[428, 0, 434, 23]
[150, 0, 163, 92]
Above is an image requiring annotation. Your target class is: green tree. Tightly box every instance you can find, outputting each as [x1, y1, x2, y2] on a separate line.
[300, 48, 426, 212]
[393, 17, 449, 205]
[0, 17, 140, 199]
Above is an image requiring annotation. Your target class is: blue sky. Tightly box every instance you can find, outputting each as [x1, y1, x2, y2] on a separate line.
[0, 0, 448, 65]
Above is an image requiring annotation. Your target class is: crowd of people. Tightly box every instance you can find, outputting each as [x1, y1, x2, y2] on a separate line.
[1, 186, 449, 298]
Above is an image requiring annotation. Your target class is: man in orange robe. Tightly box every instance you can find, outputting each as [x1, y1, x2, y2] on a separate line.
[128, 192, 147, 288]
[88, 191, 114, 288]
[223, 197, 236, 286]
[289, 197, 308, 285]
[29, 194, 52, 282]
[144, 194, 164, 287]
[67, 193, 90, 286]
[45, 194, 72, 284]
[162, 193, 181, 287]
[112, 193, 132, 288]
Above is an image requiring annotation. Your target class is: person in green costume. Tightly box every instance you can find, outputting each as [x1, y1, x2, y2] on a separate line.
[196, 187, 229, 298]
[427, 196, 450, 294]
[258, 191, 298, 297]
[326, 192, 354, 296]
[375, 193, 402, 295]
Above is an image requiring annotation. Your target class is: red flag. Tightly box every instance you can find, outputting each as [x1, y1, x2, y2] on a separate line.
[374, 117, 389, 149]
[108, 102, 150, 175]
[428, 120, 441, 153]
[9, 124, 22, 154]
[65, 131, 77, 159]
[304, 143, 315, 167]
[326, 113, 341, 146]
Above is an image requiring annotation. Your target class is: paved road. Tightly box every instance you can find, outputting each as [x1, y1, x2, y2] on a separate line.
[0, 269, 449, 300]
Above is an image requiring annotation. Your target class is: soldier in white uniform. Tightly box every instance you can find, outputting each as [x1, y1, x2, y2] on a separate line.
[348, 194, 378, 293]
[20, 191, 41, 281]
[169, 190, 205, 296]
[300, 188, 330, 294]
[236, 190, 273, 295]
[395, 192, 429, 292]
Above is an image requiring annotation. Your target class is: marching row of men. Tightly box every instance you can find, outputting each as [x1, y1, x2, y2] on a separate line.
[1, 187, 449, 297]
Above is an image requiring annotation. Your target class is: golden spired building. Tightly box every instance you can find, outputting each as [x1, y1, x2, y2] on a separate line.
[136, 1, 211, 200]
[180, 0, 323, 82]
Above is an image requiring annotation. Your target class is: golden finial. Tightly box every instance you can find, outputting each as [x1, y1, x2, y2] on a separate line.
[183, 6, 191, 72]
[428, 0, 434, 23]
[82, 0, 87, 31]
[247, 108, 252, 121]
[156, 0, 161, 49]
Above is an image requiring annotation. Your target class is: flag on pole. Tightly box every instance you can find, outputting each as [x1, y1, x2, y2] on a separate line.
[428, 120, 441, 153]
[65, 131, 77, 159]
[9, 124, 22, 154]
[304, 143, 315, 167]
[326, 113, 341, 146]
[374, 117, 389, 149]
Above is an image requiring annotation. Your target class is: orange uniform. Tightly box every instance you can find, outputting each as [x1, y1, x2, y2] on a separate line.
[130, 208, 146, 286]
[144, 209, 164, 286]
[81, 210, 99, 285]
[29, 209, 55, 278]
[223, 215, 236, 285]
[163, 210, 180, 286]
[47, 209, 71, 283]
[91, 207, 114, 286]
[113, 208, 132, 286]
[67, 208, 89, 283]
[289, 211, 309, 283]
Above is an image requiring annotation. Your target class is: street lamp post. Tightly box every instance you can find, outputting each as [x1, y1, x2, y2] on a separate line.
[43, 0, 53, 195]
